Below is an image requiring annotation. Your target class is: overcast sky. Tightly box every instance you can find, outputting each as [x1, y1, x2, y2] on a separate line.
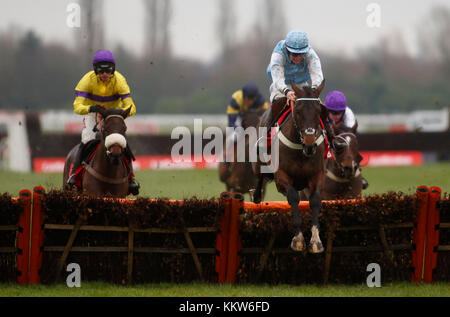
[0, 0, 449, 62]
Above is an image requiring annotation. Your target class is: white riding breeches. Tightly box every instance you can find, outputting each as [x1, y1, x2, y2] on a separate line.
[81, 112, 97, 144]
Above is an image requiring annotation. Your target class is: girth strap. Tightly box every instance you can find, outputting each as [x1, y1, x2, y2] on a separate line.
[82, 161, 129, 185]
[325, 168, 361, 183]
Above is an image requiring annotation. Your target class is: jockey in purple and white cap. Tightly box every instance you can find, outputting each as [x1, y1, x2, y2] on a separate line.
[324, 91, 356, 130]
[324, 90, 369, 189]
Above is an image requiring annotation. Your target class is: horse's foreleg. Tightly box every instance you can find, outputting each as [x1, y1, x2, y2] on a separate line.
[308, 189, 324, 253]
[287, 186, 305, 251]
[252, 174, 264, 204]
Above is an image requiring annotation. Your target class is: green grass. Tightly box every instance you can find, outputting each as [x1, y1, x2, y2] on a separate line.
[0, 282, 449, 297]
[0, 162, 448, 200]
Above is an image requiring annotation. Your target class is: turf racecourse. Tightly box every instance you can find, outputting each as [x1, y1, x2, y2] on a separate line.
[0, 162, 449, 199]
[0, 163, 449, 297]
[0, 282, 449, 297]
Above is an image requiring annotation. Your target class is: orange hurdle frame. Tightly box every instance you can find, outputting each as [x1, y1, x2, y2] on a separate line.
[10, 186, 443, 284]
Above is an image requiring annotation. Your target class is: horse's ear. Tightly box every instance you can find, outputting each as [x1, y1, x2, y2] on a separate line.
[351, 121, 358, 134]
[289, 80, 304, 98]
[122, 106, 131, 119]
[313, 79, 325, 97]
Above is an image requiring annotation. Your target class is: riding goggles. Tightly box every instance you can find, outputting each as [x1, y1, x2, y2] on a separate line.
[288, 52, 305, 58]
[329, 110, 345, 115]
[94, 63, 115, 74]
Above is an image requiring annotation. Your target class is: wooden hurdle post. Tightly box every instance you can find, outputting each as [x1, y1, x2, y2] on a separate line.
[412, 186, 429, 282]
[29, 186, 45, 284]
[424, 186, 441, 283]
[16, 190, 32, 284]
[226, 193, 244, 284]
[216, 192, 232, 283]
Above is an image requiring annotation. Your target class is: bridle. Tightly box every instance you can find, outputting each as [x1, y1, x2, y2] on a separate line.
[275, 98, 325, 151]
[327, 132, 360, 181]
[83, 114, 130, 185]
[94, 114, 128, 158]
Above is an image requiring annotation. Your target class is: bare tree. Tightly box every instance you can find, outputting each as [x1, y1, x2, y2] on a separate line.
[143, 0, 172, 58]
[216, 0, 236, 59]
[261, 0, 286, 47]
[417, 5, 450, 65]
[75, 0, 104, 61]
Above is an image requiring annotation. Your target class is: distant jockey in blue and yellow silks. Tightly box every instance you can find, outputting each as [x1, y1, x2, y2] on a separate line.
[226, 83, 269, 128]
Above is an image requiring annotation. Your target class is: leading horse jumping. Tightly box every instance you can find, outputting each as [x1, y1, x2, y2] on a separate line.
[253, 80, 329, 253]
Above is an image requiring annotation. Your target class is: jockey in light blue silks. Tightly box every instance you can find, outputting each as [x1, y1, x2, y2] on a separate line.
[267, 30, 324, 103]
[266, 30, 336, 149]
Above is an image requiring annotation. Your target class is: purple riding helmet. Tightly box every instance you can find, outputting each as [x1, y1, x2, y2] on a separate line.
[324, 91, 347, 112]
[92, 50, 116, 74]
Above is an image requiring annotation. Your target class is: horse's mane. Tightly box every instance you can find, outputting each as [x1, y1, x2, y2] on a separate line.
[334, 125, 355, 135]
[104, 108, 124, 117]
[302, 86, 314, 96]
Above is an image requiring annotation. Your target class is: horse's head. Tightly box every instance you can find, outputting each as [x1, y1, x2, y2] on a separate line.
[290, 80, 327, 157]
[240, 108, 264, 130]
[332, 123, 362, 179]
[97, 107, 130, 165]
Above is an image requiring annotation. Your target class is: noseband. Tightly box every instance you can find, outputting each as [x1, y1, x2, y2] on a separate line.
[328, 132, 360, 181]
[275, 98, 325, 150]
[100, 114, 127, 157]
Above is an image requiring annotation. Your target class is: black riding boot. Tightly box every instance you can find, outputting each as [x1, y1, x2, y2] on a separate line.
[128, 161, 140, 196]
[67, 143, 85, 187]
[355, 153, 368, 190]
[125, 143, 140, 195]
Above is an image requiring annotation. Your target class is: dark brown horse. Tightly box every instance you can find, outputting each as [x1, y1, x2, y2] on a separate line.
[63, 107, 131, 197]
[253, 81, 328, 253]
[320, 124, 363, 200]
[219, 109, 267, 199]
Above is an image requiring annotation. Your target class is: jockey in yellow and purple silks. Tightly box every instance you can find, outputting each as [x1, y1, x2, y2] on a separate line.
[66, 49, 139, 195]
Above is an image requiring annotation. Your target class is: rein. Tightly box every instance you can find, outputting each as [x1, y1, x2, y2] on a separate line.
[83, 161, 129, 185]
[327, 132, 359, 182]
[275, 98, 325, 150]
[84, 113, 129, 185]
[325, 168, 361, 183]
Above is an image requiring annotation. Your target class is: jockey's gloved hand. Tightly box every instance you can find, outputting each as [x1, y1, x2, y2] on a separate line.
[89, 105, 105, 113]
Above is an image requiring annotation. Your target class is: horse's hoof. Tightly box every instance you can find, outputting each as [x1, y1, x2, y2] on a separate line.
[308, 241, 324, 254]
[290, 233, 305, 252]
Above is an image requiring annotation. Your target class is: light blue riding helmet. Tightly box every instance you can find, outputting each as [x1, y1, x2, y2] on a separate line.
[284, 30, 311, 54]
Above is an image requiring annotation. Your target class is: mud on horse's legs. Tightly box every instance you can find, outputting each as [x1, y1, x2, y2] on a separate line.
[308, 189, 324, 253]
[252, 174, 264, 204]
[287, 186, 305, 251]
